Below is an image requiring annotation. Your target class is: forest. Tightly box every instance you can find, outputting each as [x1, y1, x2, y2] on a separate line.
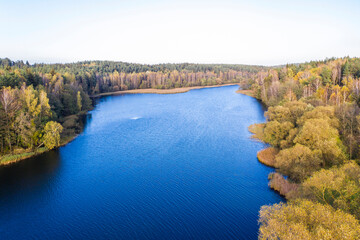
[0, 58, 263, 163]
[239, 57, 360, 239]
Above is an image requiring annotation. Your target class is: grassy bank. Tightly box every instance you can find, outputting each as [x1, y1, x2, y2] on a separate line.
[0, 147, 49, 166]
[236, 89, 254, 97]
[257, 147, 278, 167]
[93, 83, 239, 97]
[268, 172, 298, 198]
[248, 123, 265, 141]
[0, 134, 78, 166]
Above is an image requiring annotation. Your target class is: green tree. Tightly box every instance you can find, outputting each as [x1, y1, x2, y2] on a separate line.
[343, 61, 351, 77]
[77, 91, 82, 111]
[283, 101, 309, 125]
[275, 144, 322, 182]
[265, 106, 291, 123]
[321, 66, 332, 85]
[263, 120, 294, 148]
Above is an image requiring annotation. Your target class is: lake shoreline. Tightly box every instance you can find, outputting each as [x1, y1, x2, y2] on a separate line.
[1, 85, 274, 175]
[236, 90, 291, 197]
[236, 89, 254, 97]
[1, 81, 283, 239]
[0, 112, 90, 166]
[93, 83, 240, 97]
[0, 84, 240, 167]
[0, 133, 79, 167]
[2, 84, 274, 173]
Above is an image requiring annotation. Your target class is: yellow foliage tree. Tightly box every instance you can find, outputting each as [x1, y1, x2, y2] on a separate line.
[275, 143, 322, 182]
[43, 121, 63, 149]
[259, 200, 360, 240]
[294, 118, 345, 167]
[300, 161, 360, 219]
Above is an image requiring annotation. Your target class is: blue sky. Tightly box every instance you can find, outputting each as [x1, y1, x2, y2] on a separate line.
[1, 0, 360, 65]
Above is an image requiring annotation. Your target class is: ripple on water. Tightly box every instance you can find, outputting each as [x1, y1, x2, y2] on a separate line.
[0, 85, 283, 240]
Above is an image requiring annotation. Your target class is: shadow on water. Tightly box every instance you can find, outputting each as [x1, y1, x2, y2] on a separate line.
[0, 149, 61, 197]
[0, 110, 92, 199]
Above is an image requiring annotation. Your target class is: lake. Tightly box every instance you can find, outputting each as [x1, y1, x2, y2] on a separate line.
[0, 85, 283, 239]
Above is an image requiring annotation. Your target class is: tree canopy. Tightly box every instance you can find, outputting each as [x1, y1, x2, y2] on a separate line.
[259, 200, 360, 240]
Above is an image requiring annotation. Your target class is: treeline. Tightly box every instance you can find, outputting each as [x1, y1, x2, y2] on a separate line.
[243, 57, 360, 107]
[241, 57, 360, 239]
[0, 58, 263, 94]
[0, 58, 263, 159]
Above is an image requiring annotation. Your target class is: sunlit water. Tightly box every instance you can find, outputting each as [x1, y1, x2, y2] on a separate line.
[0, 85, 283, 239]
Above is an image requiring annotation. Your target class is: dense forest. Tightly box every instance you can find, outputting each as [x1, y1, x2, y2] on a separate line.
[239, 57, 360, 239]
[0, 58, 263, 163]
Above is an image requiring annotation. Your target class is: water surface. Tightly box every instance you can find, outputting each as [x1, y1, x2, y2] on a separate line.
[0, 85, 283, 239]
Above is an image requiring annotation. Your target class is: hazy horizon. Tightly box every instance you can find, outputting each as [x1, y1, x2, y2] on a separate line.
[1, 56, 355, 67]
[2, 0, 360, 65]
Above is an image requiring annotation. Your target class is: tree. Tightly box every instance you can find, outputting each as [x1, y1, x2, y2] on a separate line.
[77, 91, 82, 112]
[38, 90, 51, 123]
[335, 103, 360, 159]
[320, 66, 332, 85]
[14, 112, 34, 148]
[275, 144, 322, 182]
[265, 106, 292, 123]
[20, 85, 43, 148]
[330, 85, 341, 106]
[43, 121, 63, 149]
[283, 101, 309, 125]
[343, 61, 351, 77]
[263, 120, 294, 148]
[265, 101, 309, 126]
[61, 86, 77, 116]
[297, 106, 338, 128]
[259, 200, 360, 240]
[0, 87, 20, 151]
[294, 118, 345, 167]
[0, 106, 6, 153]
[299, 161, 360, 219]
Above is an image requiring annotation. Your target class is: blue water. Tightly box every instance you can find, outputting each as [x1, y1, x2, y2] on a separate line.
[0, 85, 283, 239]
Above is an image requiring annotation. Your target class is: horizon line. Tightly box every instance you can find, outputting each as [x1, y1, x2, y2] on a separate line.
[1, 55, 356, 68]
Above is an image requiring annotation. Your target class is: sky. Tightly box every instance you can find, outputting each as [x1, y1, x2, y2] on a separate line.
[1, 0, 360, 65]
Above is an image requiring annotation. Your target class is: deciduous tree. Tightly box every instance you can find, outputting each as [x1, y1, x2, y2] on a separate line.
[43, 121, 63, 149]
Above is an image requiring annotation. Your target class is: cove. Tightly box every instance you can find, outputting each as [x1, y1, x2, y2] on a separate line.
[0, 85, 283, 240]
